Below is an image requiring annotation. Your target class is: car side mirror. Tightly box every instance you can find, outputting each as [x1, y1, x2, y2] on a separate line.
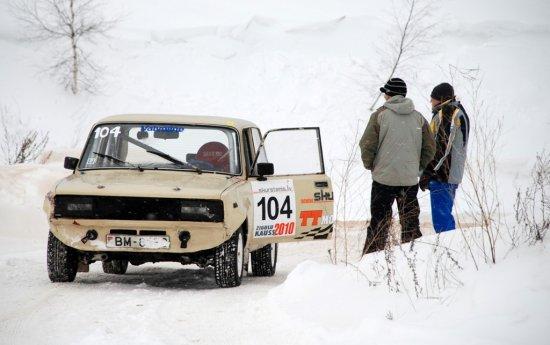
[257, 162, 274, 180]
[64, 156, 79, 170]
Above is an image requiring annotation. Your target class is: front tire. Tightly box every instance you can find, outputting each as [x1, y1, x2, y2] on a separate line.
[47, 232, 78, 282]
[214, 229, 244, 288]
[251, 243, 278, 276]
[102, 260, 129, 275]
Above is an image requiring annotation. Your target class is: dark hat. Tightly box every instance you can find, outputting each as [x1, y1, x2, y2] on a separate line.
[380, 78, 407, 97]
[431, 83, 455, 101]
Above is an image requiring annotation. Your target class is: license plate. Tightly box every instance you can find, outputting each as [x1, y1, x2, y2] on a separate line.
[106, 235, 170, 249]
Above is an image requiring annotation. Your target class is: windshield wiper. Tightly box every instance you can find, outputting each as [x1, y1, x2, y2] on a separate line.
[92, 152, 144, 172]
[145, 149, 202, 174]
[119, 133, 203, 174]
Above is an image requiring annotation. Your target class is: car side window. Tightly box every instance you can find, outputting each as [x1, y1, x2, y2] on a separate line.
[245, 128, 268, 176]
[262, 128, 324, 175]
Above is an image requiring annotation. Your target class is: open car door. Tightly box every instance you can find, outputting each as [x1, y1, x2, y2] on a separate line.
[248, 127, 334, 245]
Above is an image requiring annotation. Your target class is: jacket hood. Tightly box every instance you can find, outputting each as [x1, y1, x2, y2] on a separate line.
[384, 95, 415, 115]
[55, 170, 240, 199]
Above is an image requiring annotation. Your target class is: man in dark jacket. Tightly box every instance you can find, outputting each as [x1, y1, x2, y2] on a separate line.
[420, 83, 470, 232]
[360, 78, 435, 255]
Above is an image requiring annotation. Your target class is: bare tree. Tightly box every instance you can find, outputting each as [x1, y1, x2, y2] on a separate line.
[328, 120, 372, 265]
[459, 72, 504, 264]
[515, 151, 550, 243]
[0, 106, 49, 164]
[11, 0, 116, 94]
[369, 0, 436, 110]
[330, 121, 364, 265]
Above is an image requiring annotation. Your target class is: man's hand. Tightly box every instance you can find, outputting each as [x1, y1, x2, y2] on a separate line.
[419, 174, 430, 192]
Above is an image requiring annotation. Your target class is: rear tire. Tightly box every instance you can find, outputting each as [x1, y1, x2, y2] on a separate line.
[214, 229, 244, 288]
[102, 260, 129, 275]
[47, 232, 78, 282]
[251, 243, 277, 276]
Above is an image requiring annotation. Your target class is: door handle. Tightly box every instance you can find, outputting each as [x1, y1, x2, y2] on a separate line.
[314, 181, 328, 188]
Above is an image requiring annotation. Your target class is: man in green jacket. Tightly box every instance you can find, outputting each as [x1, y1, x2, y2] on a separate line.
[360, 78, 435, 255]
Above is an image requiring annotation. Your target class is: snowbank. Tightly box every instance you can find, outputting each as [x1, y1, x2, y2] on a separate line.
[269, 231, 550, 345]
[0, 161, 67, 240]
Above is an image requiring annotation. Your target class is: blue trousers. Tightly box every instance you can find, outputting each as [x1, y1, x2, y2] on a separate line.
[429, 180, 458, 232]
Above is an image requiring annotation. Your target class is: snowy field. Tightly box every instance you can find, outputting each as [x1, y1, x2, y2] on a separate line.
[1, 0, 549, 344]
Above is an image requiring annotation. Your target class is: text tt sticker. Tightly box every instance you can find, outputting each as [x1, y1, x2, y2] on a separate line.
[251, 179, 296, 238]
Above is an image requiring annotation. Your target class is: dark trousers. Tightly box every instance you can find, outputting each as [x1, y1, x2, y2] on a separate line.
[363, 181, 422, 255]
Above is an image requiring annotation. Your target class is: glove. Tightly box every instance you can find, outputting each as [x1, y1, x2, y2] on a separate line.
[419, 174, 430, 192]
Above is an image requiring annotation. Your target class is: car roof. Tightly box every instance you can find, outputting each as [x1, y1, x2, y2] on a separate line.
[96, 114, 259, 130]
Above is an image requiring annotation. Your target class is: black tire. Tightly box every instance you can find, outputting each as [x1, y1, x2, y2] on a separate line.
[47, 232, 78, 282]
[214, 229, 244, 288]
[102, 260, 129, 275]
[251, 243, 278, 276]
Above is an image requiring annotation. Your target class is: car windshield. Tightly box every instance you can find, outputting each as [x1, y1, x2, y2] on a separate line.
[79, 123, 241, 175]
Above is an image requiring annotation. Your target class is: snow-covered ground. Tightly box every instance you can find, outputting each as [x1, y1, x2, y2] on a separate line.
[1, 0, 549, 344]
[0, 235, 330, 345]
[0, 235, 548, 345]
[1, 159, 548, 344]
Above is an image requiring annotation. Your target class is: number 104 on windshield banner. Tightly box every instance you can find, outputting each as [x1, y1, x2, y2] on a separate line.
[252, 180, 296, 238]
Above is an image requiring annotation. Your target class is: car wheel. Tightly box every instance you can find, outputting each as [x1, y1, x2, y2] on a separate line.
[251, 243, 278, 277]
[47, 232, 78, 282]
[214, 228, 244, 288]
[102, 259, 129, 275]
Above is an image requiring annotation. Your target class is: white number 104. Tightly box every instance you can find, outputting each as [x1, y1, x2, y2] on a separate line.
[94, 126, 121, 139]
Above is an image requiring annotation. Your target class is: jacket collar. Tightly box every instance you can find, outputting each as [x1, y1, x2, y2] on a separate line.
[432, 98, 456, 113]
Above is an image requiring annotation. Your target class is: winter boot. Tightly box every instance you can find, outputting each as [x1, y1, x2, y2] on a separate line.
[401, 228, 422, 244]
[362, 227, 386, 255]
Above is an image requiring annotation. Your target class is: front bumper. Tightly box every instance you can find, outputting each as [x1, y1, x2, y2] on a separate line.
[49, 218, 230, 253]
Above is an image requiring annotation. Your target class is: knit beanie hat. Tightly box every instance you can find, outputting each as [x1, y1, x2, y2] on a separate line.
[431, 83, 455, 102]
[380, 78, 407, 97]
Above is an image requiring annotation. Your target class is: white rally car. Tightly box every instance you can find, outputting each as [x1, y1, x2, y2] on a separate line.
[44, 114, 334, 287]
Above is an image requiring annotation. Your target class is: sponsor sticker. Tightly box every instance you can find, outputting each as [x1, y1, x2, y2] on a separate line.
[300, 189, 334, 204]
[251, 179, 296, 238]
[314, 189, 334, 202]
[299, 210, 334, 226]
[140, 125, 184, 133]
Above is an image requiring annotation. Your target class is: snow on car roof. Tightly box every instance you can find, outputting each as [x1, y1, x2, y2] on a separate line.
[96, 114, 258, 130]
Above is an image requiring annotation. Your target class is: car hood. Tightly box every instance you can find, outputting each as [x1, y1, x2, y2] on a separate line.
[55, 170, 242, 199]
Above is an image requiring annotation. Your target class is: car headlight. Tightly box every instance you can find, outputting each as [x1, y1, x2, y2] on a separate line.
[54, 196, 94, 218]
[180, 200, 223, 222]
[181, 205, 210, 216]
[67, 202, 93, 211]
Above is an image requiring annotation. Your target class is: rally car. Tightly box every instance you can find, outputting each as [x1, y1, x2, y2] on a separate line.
[44, 114, 334, 287]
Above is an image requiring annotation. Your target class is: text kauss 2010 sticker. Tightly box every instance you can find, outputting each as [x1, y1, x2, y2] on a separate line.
[251, 179, 296, 237]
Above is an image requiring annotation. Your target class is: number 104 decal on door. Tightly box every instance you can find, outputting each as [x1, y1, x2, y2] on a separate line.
[251, 179, 296, 238]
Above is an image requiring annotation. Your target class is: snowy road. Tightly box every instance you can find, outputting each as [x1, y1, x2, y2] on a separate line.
[0, 234, 333, 345]
[0, 164, 348, 345]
